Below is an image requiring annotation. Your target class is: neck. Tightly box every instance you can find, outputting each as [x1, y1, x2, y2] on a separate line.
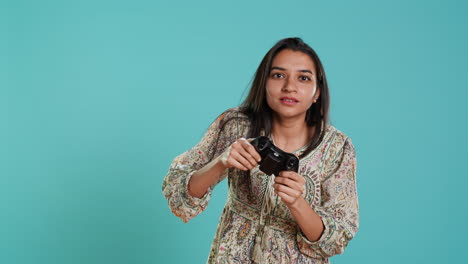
[271, 115, 307, 137]
[270, 114, 314, 152]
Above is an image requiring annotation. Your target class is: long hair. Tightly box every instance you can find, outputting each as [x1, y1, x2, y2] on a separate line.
[240, 37, 330, 158]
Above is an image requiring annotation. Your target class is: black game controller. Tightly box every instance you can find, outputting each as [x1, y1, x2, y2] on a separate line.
[250, 136, 299, 176]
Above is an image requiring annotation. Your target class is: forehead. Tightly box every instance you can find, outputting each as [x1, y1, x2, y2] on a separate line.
[271, 49, 315, 71]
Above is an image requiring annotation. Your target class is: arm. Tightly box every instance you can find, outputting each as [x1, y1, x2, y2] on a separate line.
[274, 138, 359, 258]
[188, 137, 261, 198]
[162, 109, 256, 222]
[187, 156, 227, 198]
[296, 138, 359, 258]
[274, 171, 325, 241]
[161, 112, 231, 223]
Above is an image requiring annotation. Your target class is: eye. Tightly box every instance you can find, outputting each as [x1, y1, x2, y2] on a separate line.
[299, 75, 311, 81]
[271, 72, 284, 79]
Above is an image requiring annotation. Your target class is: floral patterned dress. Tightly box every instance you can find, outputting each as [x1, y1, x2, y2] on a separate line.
[162, 108, 359, 264]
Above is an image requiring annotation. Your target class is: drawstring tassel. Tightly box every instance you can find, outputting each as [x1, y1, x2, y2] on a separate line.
[261, 227, 270, 250]
[252, 234, 263, 263]
[252, 171, 276, 263]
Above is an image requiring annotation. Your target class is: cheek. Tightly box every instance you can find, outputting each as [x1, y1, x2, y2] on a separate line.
[265, 82, 278, 102]
[266, 78, 285, 91]
[265, 88, 274, 107]
[300, 86, 316, 100]
[300, 86, 318, 109]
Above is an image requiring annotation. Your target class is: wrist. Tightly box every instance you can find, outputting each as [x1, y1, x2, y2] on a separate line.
[215, 155, 229, 170]
[288, 196, 306, 211]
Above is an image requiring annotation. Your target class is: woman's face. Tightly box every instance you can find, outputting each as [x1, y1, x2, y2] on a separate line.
[265, 49, 320, 121]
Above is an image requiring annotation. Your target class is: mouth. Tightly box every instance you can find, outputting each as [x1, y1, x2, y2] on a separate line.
[280, 97, 299, 105]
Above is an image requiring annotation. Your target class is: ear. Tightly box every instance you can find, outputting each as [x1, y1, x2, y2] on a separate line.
[313, 87, 321, 102]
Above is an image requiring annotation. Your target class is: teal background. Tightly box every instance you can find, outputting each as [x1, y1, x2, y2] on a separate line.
[3, 0, 468, 263]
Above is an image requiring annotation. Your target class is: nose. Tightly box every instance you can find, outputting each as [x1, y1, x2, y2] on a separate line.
[281, 77, 297, 93]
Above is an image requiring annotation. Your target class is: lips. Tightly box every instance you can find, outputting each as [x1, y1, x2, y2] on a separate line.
[280, 97, 299, 105]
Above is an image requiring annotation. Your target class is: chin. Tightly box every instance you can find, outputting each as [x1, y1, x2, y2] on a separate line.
[272, 109, 307, 120]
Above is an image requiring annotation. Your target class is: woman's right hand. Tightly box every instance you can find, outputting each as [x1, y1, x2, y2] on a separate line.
[219, 138, 262, 171]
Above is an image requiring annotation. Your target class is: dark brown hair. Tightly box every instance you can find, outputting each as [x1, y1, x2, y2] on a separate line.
[240, 37, 330, 158]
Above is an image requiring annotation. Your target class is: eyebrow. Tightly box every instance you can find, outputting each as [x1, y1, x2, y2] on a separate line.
[271, 66, 314, 75]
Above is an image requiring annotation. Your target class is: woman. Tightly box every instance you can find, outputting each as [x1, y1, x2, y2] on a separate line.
[162, 37, 359, 263]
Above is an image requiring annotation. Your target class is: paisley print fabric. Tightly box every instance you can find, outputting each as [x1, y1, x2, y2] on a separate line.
[162, 108, 359, 264]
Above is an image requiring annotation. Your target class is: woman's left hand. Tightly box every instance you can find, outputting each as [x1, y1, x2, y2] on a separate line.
[273, 171, 306, 208]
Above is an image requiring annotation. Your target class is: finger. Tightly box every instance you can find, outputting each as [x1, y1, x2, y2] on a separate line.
[279, 171, 306, 184]
[274, 177, 303, 192]
[232, 144, 257, 168]
[278, 171, 296, 178]
[231, 141, 256, 167]
[239, 138, 262, 162]
[239, 138, 261, 162]
[276, 191, 295, 204]
[275, 174, 305, 192]
[237, 147, 258, 168]
[233, 141, 259, 167]
[227, 157, 249, 171]
[273, 183, 302, 198]
[231, 151, 254, 170]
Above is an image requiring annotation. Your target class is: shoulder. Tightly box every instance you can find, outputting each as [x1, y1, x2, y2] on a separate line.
[322, 124, 356, 162]
[320, 124, 356, 177]
[216, 107, 250, 130]
[324, 124, 354, 149]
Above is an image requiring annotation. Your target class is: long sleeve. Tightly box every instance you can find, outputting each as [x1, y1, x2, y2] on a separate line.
[297, 137, 359, 258]
[161, 109, 248, 223]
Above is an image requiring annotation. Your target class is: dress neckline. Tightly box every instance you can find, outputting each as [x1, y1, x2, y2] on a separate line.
[268, 124, 332, 157]
[270, 136, 309, 154]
